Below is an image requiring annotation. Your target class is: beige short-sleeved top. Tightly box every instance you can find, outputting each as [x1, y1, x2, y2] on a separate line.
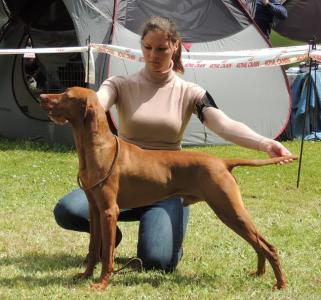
[96, 66, 206, 150]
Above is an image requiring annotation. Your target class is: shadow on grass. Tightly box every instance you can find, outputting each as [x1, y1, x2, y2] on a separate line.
[0, 252, 219, 289]
[0, 136, 75, 153]
[0, 252, 84, 271]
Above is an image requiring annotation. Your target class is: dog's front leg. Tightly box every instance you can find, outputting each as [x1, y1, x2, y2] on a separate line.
[91, 193, 119, 290]
[75, 195, 101, 279]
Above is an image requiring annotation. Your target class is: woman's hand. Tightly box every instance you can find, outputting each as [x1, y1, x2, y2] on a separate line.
[260, 138, 293, 163]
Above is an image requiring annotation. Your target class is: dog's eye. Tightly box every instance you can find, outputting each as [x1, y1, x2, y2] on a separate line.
[63, 92, 74, 101]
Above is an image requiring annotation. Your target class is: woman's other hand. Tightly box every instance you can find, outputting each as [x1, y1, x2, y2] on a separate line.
[260, 138, 293, 163]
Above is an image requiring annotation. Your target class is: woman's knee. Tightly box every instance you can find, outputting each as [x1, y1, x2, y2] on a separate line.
[137, 197, 188, 272]
[53, 189, 90, 232]
[138, 248, 180, 273]
[53, 201, 75, 230]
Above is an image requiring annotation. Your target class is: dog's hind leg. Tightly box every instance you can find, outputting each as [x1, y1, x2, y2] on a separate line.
[204, 170, 287, 290]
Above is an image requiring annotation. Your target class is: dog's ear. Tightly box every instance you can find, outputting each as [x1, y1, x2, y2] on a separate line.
[83, 101, 98, 132]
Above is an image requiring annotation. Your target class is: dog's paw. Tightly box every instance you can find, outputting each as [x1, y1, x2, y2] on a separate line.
[273, 281, 287, 290]
[90, 281, 108, 290]
[249, 269, 265, 277]
[74, 271, 93, 280]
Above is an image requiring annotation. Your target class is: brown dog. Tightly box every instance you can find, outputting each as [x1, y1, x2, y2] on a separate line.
[40, 87, 296, 291]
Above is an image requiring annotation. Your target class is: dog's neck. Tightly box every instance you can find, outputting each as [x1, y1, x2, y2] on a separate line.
[71, 107, 116, 182]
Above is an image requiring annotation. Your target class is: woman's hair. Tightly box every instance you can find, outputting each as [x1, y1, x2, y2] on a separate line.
[141, 16, 184, 74]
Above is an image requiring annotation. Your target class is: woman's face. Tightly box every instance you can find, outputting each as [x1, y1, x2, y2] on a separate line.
[141, 30, 178, 73]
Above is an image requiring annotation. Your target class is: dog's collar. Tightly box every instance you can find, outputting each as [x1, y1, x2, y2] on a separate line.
[77, 135, 120, 191]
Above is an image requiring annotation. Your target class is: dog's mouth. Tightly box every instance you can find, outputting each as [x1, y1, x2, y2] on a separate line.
[39, 94, 68, 125]
[43, 107, 68, 125]
[47, 114, 68, 125]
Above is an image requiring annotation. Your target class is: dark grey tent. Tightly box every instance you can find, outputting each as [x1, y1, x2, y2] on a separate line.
[275, 0, 321, 43]
[0, 0, 291, 146]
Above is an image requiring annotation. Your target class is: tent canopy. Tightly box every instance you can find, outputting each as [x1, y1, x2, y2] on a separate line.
[0, 0, 291, 146]
[275, 0, 321, 43]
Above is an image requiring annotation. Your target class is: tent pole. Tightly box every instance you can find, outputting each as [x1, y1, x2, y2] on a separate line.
[296, 37, 317, 188]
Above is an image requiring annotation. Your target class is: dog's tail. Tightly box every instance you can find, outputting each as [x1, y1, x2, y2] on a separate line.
[224, 155, 297, 171]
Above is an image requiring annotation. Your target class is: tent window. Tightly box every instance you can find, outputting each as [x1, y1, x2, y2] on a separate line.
[23, 36, 86, 98]
[23, 37, 44, 95]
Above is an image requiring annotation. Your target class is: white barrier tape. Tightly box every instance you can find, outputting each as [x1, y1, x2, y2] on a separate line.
[0, 46, 88, 55]
[91, 43, 311, 68]
[0, 46, 94, 84]
[0, 44, 319, 74]
[91, 43, 310, 58]
[24, 52, 35, 58]
[181, 44, 310, 57]
[93, 43, 142, 55]
[91, 43, 144, 62]
[310, 50, 321, 62]
[87, 47, 96, 85]
[183, 51, 309, 69]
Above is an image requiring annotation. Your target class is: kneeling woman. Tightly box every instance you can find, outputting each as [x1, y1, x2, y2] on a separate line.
[53, 16, 291, 272]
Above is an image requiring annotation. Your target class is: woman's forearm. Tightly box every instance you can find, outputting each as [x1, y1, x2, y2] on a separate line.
[203, 107, 270, 152]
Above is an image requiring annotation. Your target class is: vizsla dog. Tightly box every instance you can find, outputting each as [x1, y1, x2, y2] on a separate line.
[40, 87, 295, 291]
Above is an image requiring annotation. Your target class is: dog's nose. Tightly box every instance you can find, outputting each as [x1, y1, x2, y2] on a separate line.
[39, 94, 49, 101]
[39, 94, 52, 111]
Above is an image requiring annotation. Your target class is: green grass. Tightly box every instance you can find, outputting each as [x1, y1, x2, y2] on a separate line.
[1, 137, 321, 299]
[270, 31, 304, 48]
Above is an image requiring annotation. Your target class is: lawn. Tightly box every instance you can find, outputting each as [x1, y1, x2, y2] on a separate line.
[0, 137, 320, 299]
[270, 31, 304, 48]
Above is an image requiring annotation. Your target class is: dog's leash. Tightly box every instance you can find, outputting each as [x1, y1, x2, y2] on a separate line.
[77, 135, 120, 191]
[113, 257, 143, 274]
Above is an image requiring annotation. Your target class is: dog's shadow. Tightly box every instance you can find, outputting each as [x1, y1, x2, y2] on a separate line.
[0, 252, 83, 288]
[0, 252, 219, 288]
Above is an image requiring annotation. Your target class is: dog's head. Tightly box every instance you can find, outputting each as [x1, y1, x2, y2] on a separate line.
[40, 87, 98, 126]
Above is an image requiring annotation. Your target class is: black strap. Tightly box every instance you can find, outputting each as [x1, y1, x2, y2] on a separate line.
[195, 91, 219, 123]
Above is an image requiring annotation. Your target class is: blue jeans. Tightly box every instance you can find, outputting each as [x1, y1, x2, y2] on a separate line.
[53, 188, 189, 272]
